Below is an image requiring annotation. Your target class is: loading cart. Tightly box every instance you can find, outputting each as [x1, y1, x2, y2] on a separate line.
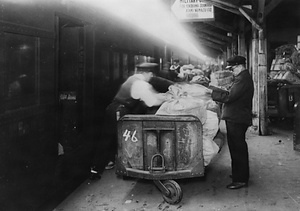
[115, 114, 207, 204]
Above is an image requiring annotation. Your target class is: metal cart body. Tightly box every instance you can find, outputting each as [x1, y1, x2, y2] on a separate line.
[268, 80, 300, 119]
[116, 114, 204, 204]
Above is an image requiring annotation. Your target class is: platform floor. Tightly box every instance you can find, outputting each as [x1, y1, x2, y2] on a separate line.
[54, 120, 300, 211]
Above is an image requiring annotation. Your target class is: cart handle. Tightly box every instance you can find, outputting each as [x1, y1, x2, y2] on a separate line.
[149, 153, 166, 173]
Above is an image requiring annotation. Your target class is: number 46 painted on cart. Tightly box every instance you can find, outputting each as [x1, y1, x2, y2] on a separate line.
[123, 129, 138, 142]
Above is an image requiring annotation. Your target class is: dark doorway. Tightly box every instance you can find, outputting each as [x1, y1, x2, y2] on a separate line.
[56, 16, 85, 152]
[39, 16, 90, 211]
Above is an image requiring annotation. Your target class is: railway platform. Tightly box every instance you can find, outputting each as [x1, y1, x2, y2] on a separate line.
[54, 119, 300, 211]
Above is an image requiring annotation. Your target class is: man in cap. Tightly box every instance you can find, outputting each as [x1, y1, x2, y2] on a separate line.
[90, 62, 169, 179]
[169, 58, 181, 81]
[114, 62, 168, 111]
[207, 55, 254, 189]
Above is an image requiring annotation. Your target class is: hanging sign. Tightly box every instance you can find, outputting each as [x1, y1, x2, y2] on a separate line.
[171, 0, 214, 22]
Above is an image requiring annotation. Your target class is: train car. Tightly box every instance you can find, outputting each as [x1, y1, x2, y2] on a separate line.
[0, 0, 204, 210]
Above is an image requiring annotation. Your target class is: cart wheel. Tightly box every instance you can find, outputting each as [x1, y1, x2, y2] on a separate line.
[162, 180, 183, 204]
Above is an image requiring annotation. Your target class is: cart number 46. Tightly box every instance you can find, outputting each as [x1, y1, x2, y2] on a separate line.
[123, 129, 138, 142]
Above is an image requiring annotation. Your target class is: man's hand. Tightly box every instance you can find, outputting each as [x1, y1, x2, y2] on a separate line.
[205, 87, 213, 95]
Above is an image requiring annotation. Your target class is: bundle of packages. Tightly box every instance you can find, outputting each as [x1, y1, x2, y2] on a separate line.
[181, 64, 195, 70]
[270, 44, 298, 77]
[291, 50, 300, 71]
[275, 44, 297, 59]
[191, 68, 204, 75]
[202, 110, 220, 165]
[178, 64, 195, 81]
[156, 84, 207, 124]
[210, 70, 233, 90]
[190, 69, 210, 86]
[274, 71, 300, 84]
[155, 83, 220, 166]
[190, 75, 210, 86]
[273, 62, 300, 84]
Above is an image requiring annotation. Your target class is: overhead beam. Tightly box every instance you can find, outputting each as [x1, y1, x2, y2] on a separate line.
[265, 0, 284, 16]
[239, 7, 262, 31]
[197, 33, 227, 45]
[198, 43, 224, 55]
[201, 0, 241, 15]
[257, 0, 266, 53]
[208, 0, 239, 8]
[202, 0, 255, 16]
[203, 20, 235, 32]
[197, 38, 225, 51]
[204, 0, 259, 27]
[257, 0, 265, 24]
[196, 27, 232, 42]
[198, 43, 223, 53]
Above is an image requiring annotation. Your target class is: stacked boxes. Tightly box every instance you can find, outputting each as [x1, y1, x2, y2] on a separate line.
[210, 70, 234, 90]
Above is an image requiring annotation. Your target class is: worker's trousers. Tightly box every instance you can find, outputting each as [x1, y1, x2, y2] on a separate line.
[225, 121, 249, 183]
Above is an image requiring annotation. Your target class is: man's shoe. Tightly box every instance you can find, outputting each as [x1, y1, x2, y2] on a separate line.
[226, 182, 248, 189]
[89, 168, 101, 180]
[105, 161, 115, 170]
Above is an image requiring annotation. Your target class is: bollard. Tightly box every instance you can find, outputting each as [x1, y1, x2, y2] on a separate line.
[293, 102, 300, 151]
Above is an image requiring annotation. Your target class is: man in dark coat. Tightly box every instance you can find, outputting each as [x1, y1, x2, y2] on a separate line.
[89, 63, 169, 179]
[207, 55, 254, 189]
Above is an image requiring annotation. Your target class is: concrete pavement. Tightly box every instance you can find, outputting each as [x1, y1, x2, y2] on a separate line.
[54, 120, 300, 211]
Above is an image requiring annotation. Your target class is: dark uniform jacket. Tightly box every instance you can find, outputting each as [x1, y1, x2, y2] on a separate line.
[211, 70, 254, 125]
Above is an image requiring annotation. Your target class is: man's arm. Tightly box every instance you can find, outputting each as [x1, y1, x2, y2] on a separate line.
[131, 80, 167, 107]
[209, 76, 250, 103]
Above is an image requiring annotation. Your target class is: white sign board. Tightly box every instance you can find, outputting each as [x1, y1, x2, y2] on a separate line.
[171, 0, 214, 21]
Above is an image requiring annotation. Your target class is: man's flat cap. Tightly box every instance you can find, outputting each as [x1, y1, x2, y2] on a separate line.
[226, 56, 246, 69]
[136, 62, 158, 71]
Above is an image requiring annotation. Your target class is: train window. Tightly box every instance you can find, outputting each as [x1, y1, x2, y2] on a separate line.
[99, 50, 109, 83]
[134, 55, 147, 67]
[159, 58, 163, 71]
[113, 52, 119, 80]
[122, 53, 129, 79]
[2, 32, 37, 109]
